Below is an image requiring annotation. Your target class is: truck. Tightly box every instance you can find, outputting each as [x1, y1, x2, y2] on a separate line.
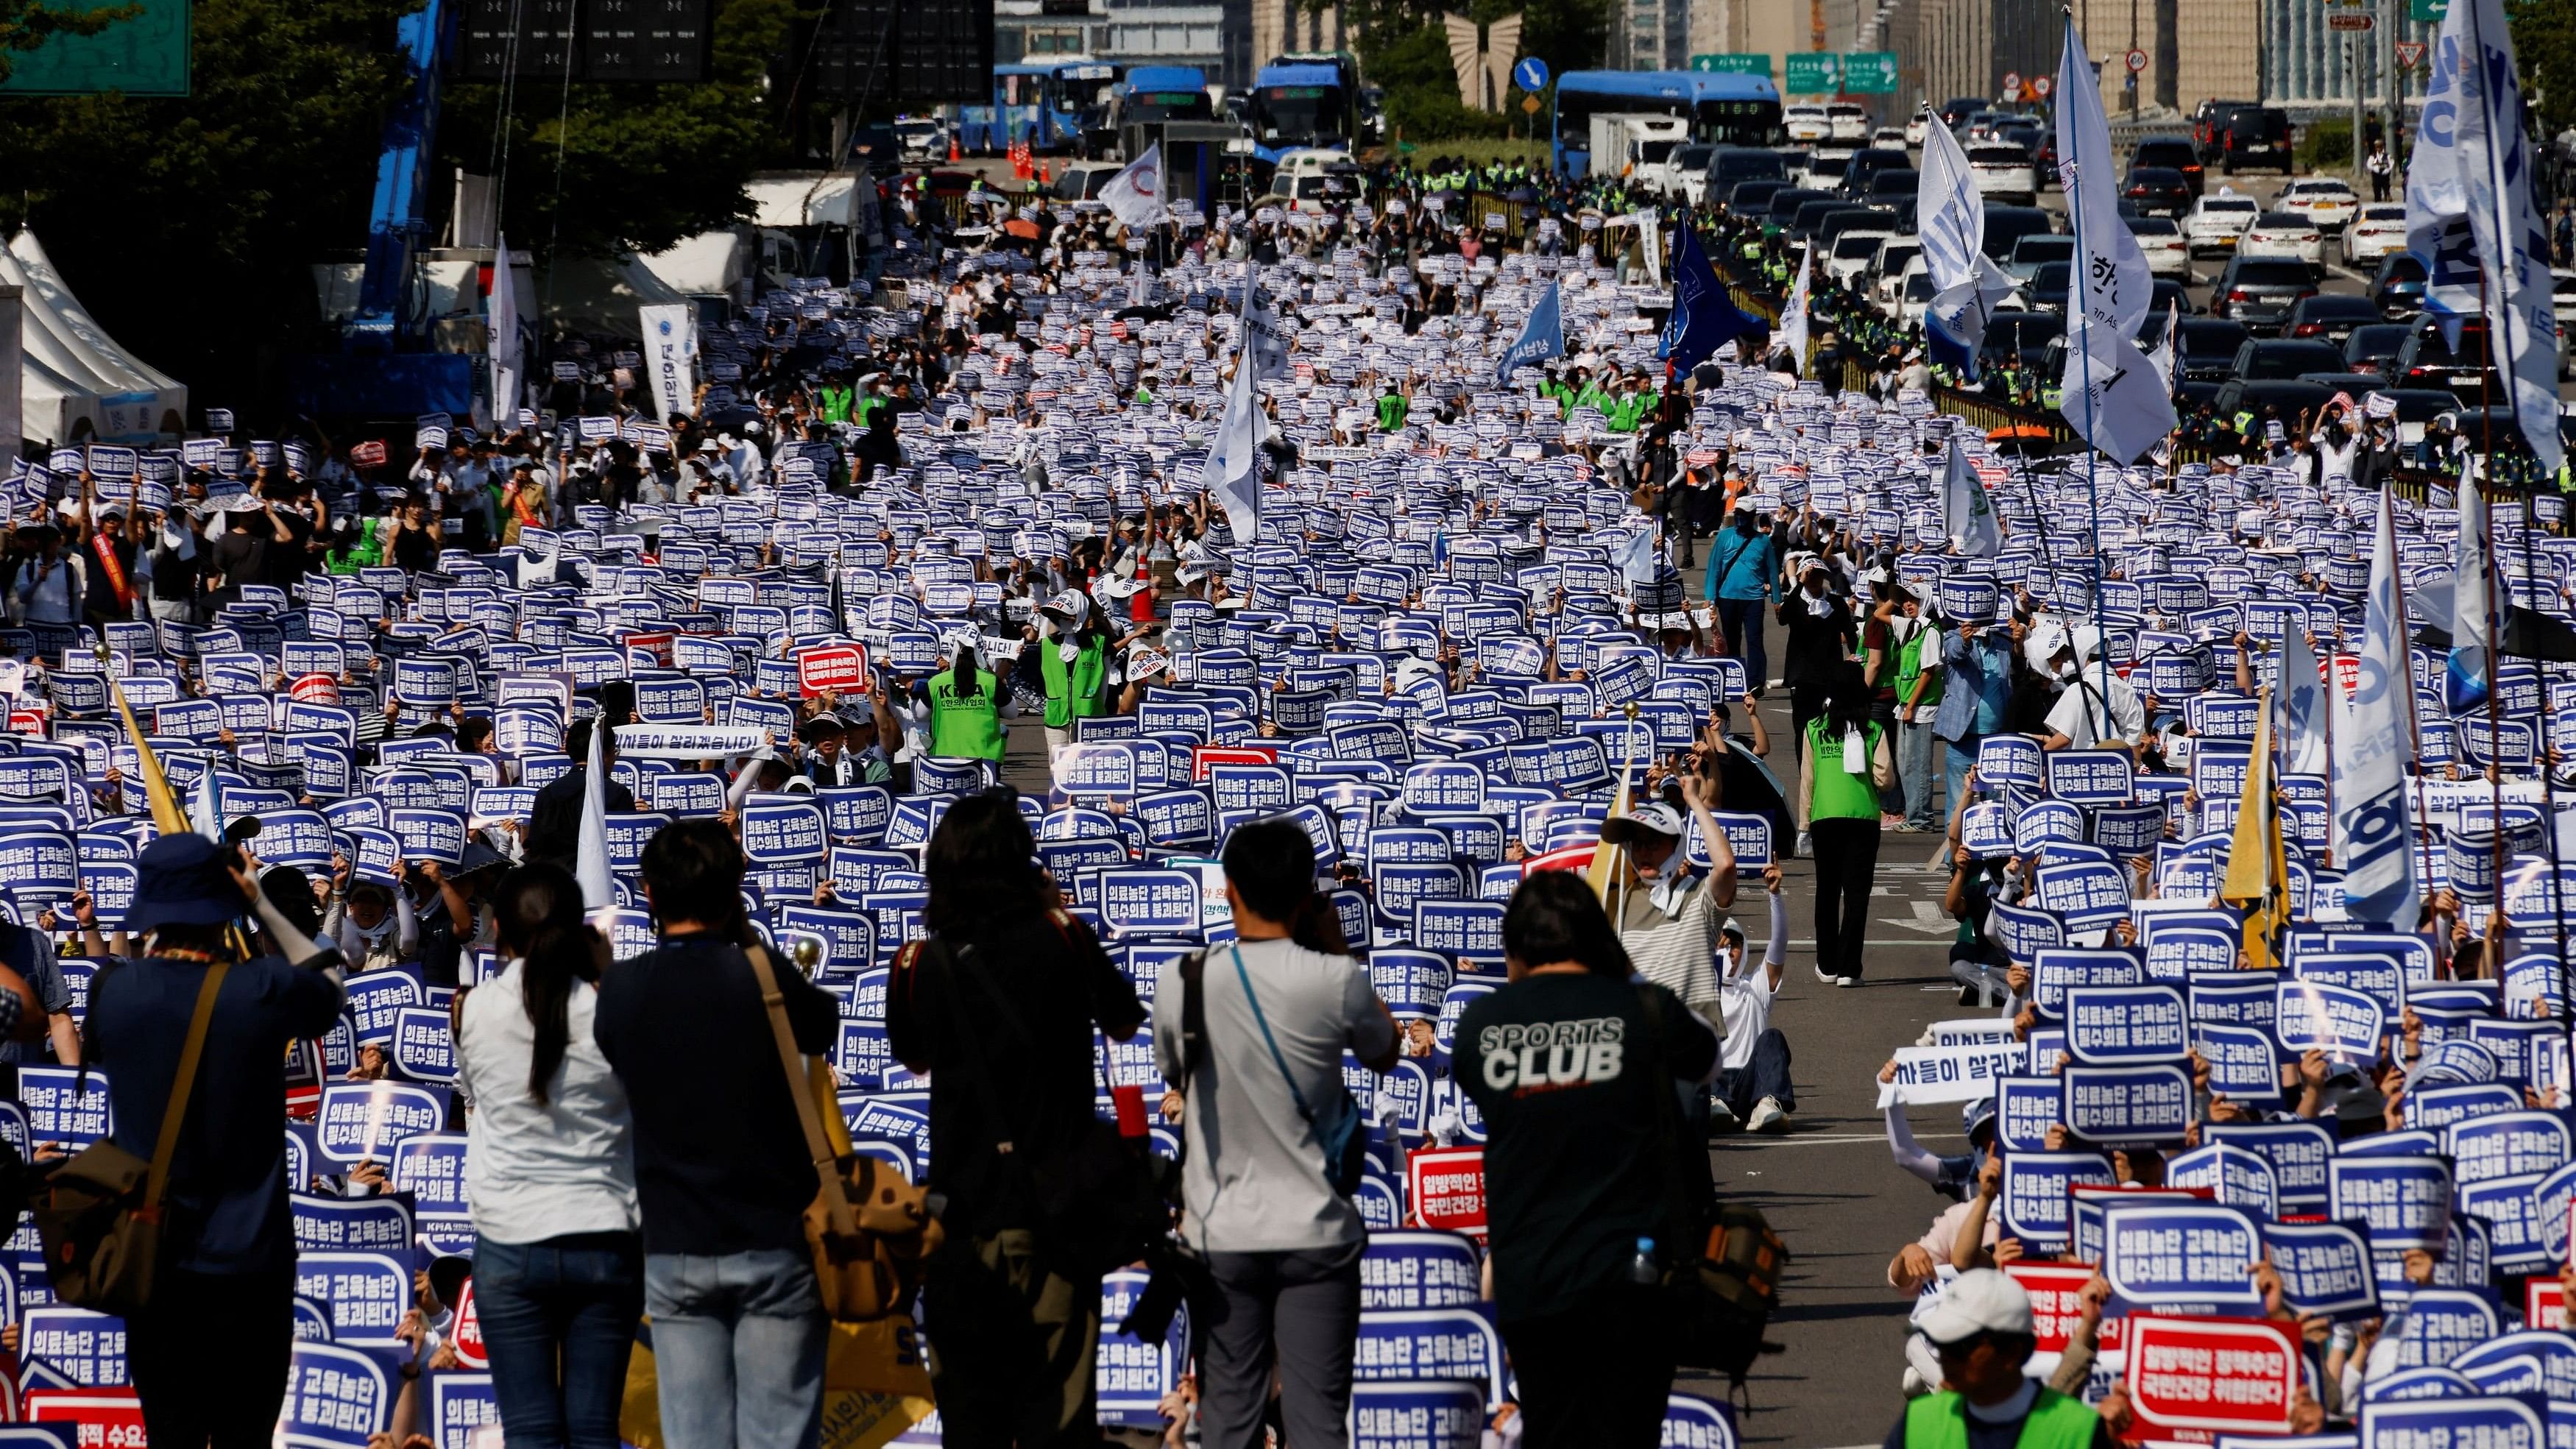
[1588, 112, 1691, 188]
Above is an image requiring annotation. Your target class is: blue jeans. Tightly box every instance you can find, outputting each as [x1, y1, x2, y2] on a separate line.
[475, 1233, 645, 1449]
[1943, 737, 1980, 832]
[1900, 718, 1942, 829]
[1717, 597, 1769, 693]
[644, 1248, 828, 1449]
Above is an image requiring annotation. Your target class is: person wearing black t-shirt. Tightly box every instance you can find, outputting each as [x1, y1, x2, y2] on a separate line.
[1459, 873, 1719, 1448]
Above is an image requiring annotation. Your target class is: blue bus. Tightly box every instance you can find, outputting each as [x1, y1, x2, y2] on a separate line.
[1248, 54, 1361, 166]
[1114, 65, 1214, 124]
[1551, 70, 1783, 177]
[960, 60, 1122, 154]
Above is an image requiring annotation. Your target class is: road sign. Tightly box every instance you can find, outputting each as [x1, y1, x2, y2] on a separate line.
[2396, 39, 2428, 67]
[2032, 75, 2053, 97]
[2410, 0, 2446, 18]
[1521, 94, 1540, 113]
[2329, 12, 2374, 28]
[1512, 56, 1549, 91]
[1784, 52, 1839, 93]
[1689, 52, 1769, 74]
[2125, 48, 2148, 73]
[2003, 70, 2022, 91]
[1842, 50, 1899, 93]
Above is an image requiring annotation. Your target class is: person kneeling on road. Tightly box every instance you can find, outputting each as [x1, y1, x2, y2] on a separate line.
[1710, 864, 1793, 1135]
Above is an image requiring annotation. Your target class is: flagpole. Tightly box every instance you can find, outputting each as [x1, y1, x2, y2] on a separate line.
[2514, 483, 2572, 1023]
[2382, 487, 2445, 973]
[2059, 10, 2115, 718]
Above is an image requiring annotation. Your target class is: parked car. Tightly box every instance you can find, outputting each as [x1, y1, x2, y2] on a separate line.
[2393, 313, 2502, 402]
[1727, 179, 1787, 217]
[2342, 322, 2411, 380]
[2174, 318, 2253, 381]
[2123, 166, 2193, 216]
[1865, 168, 1921, 206]
[2283, 294, 2382, 344]
[1967, 143, 2039, 205]
[2343, 204, 2407, 265]
[1871, 238, 1922, 300]
[1786, 104, 1831, 141]
[2184, 192, 2262, 257]
[1825, 227, 1899, 288]
[1827, 102, 1871, 141]
[2129, 135, 2207, 196]
[2210, 377, 2335, 422]
[1707, 145, 1788, 194]
[2370, 252, 2427, 318]
[2212, 255, 2321, 332]
[2126, 216, 2190, 279]
[2239, 210, 2324, 269]
[1764, 186, 1833, 230]
[1980, 309, 2066, 372]
[2011, 259, 2074, 313]
[2218, 105, 2294, 174]
[1870, 126, 1910, 149]
[2276, 177, 2360, 234]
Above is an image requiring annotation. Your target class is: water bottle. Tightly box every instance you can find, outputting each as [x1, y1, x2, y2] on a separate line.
[1627, 1236, 1660, 1286]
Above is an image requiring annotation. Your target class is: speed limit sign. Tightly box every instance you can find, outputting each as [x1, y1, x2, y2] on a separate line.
[2125, 48, 2148, 72]
[2003, 71, 2022, 91]
[2032, 76, 2055, 97]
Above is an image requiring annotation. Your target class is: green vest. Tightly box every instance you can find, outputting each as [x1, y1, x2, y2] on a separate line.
[820, 386, 855, 423]
[1900, 1390, 2098, 1449]
[1040, 634, 1111, 728]
[1378, 394, 1410, 431]
[927, 668, 1006, 760]
[1805, 718, 1885, 823]
[1893, 625, 1945, 709]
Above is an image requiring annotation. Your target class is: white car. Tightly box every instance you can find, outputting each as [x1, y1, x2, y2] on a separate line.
[1872, 238, 1922, 304]
[2276, 177, 2360, 235]
[1786, 104, 1830, 142]
[1823, 228, 1897, 288]
[2239, 210, 2324, 267]
[1967, 143, 2037, 205]
[2184, 192, 2260, 257]
[1827, 102, 1870, 141]
[2342, 203, 2406, 264]
[1903, 113, 1929, 148]
[1870, 126, 1909, 149]
[2126, 215, 2190, 280]
[1806, 144, 1857, 188]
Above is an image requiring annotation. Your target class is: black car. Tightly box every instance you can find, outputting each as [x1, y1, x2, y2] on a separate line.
[1939, 96, 1986, 128]
[1727, 179, 1787, 216]
[1791, 197, 1850, 238]
[2220, 106, 2293, 174]
[2371, 253, 2427, 319]
[2393, 314, 2504, 402]
[1838, 147, 1911, 198]
[2148, 278, 2195, 319]
[1707, 145, 1788, 191]
[2020, 260, 2073, 313]
[2283, 294, 2382, 345]
[2372, 386, 2470, 423]
[2211, 377, 2335, 422]
[2174, 319, 2252, 381]
[2343, 322, 2411, 380]
[2130, 135, 2207, 196]
[2212, 256, 2319, 333]
[2232, 339, 2347, 380]
[2122, 166, 2192, 216]
[1981, 205, 2056, 263]
[1766, 187, 1833, 230]
[1814, 207, 1895, 246]
[2295, 371, 2391, 397]
[1864, 168, 1920, 206]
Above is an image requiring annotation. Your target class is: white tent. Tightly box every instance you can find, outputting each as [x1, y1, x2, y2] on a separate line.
[747, 174, 858, 227]
[3, 230, 186, 446]
[641, 231, 749, 299]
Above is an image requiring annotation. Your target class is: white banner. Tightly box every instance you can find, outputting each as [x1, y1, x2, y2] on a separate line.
[639, 302, 697, 422]
[1875, 1041, 2029, 1108]
[612, 723, 768, 759]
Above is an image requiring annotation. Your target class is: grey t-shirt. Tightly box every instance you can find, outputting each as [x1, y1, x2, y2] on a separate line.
[1153, 938, 1396, 1253]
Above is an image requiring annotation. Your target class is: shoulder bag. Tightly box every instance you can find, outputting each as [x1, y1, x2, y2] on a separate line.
[1228, 945, 1366, 1197]
[34, 960, 227, 1316]
[744, 943, 940, 1322]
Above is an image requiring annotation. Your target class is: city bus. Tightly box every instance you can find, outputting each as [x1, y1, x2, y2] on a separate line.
[1111, 65, 1214, 126]
[1551, 70, 1785, 178]
[960, 60, 1122, 154]
[1248, 54, 1362, 167]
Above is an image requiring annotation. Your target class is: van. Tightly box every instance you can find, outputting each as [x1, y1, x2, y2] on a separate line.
[2219, 106, 2293, 175]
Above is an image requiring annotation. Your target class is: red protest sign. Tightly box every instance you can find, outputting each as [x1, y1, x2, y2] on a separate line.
[1521, 843, 1598, 876]
[350, 439, 390, 468]
[28, 1387, 146, 1445]
[2529, 1278, 2565, 1331]
[2121, 1314, 2301, 1438]
[623, 632, 676, 667]
[452, 1278, 488, 1369]
[9, 708, 46, 738]
[1191, 745, 1280, 782]
[797, 645, 870, 699]
[2003, 1263, 2098, 1355]
[1406, 1147, 1487, 1239]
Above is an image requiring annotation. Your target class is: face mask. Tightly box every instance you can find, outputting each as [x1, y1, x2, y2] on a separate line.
[2056, 661, 2078, 681]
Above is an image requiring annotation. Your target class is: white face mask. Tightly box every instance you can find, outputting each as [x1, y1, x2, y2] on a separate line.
[2056, 661, 2078, 681]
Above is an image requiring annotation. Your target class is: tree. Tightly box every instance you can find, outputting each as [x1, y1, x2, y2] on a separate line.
[1344, 0, 1606, 144]
[0, 0, 144, 85]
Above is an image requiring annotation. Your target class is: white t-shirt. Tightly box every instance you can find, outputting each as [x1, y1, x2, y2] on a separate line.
[2045, 672, 2145, 750]
[456, 963, 639, 1244]
[1715, 957, 1778, 1071]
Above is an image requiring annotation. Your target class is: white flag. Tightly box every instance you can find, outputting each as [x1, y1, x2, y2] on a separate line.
[1778, 243, 1813, 366]
[2147, 299, 2180, 389]
[2334, 489, 2420, 929]
[2277, 621, 2329, 777]
[489, 233, 523, 428]
[1918, 116, 2017, 377]
[2057, 308, 2176, 464]
[2446, 472, 2496, 709]
[1240, 268, 1292, 382]
[1942, 436, 2000, 556]
[2056, 18, 2152, 336]
[638, 302, 696, 422]
[1100, 143, 1170, 232]
[1201, 356, 1264, 537]
[2406, 32, 2485, 341]
[576, 712, 615, 912]
[2446, 0, 2565, 474]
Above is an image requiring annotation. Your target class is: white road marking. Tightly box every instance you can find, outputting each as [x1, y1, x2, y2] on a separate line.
[1879, 899, 1953, 935]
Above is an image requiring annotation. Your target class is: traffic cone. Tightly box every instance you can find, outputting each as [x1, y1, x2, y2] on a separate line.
[1039, 159, 1052, 185]
[949, 134, 961, 163]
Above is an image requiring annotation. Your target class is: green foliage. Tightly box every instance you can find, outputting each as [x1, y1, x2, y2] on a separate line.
[2510, 0, 2576, 136]
[439, 0, 797, 258]
[2299, 115, 2352, 169]
[1346, 0, 1605, 144]
[0, 0, 144, 85]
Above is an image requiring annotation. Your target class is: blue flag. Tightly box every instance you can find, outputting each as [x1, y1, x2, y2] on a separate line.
[1495, 279, 1563, 386]
[1660, 224, 1764, 378]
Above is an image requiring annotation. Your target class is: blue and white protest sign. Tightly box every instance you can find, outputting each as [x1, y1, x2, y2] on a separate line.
[2101, 1200, 2265, 1313]
[2031, 948, 2144, 1018]
[2034, 859, 2132, 932]
[2329, 1156, 2452, 1249]
[2064, 984, 2188, 1065]
[2259, 1219, 2380, 1321]
[314, 1081, 450, 1165]
[2060, 1063, 2192, 1146]
[1351, 1308, 1508, 1409]
[2274, 978, 2388, 1066]
[293, 1250, 412, 1346]
[277, 1340, 397, 1448]
[2164, 1142, 2278, 1216]
[2206, 1120, 2335, 1212]
[2045, 749, 2134, 805]
[1997, 1151, 2117, 1248]
[1995, 1077, 2064, 1154]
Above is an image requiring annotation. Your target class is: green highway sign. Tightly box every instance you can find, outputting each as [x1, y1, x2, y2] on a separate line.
[2410, 0, 2446, 18]
[1783, 52, 1840, 93]
[1690, 53, 1771, 74]
[1842, 50, 1900, 93]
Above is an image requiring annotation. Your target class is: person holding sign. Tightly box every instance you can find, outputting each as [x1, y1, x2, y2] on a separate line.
[1880, 1270, 2113, 1449]
[2037, 628, 2144, 755]
[924, 634, 1010, 765]
[85, 833, 348, 1449]
[1802, 665, 1895, 988]
[1459, 873, 1719, 1448]
[1600, 773, 1736, 1024]
[1151, 820, 1400, 1449]
[1036, 590, 1114, 759]
[457, 863, 640, 1449]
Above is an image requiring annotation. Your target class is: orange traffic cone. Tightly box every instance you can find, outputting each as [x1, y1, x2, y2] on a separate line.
[1038, 159, 1052, 184]
[949, 133, 961, 163]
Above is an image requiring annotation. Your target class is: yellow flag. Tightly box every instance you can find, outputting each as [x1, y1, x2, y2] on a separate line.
[2220, 684, 2288, 971]
[1585, 708, 1647, 906]
[109, 676, 190, 837]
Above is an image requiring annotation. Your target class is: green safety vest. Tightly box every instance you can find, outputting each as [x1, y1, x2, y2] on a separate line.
[1900, 1391, 2098, 1449]
[328, 517, 386, 574]
[820, 386, 855, 423]
[1892, 625, 1943, 709]
[927, 668, 1006, 761]
[1378, 394, 1409, 431]
[1041, 634, 1111, 728]
[1804, 718, 1885, 823]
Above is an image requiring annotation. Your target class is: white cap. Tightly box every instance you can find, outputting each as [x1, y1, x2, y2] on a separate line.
[1599, 801, 1685, 844]
[1916, 1269, 2035, 1347]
